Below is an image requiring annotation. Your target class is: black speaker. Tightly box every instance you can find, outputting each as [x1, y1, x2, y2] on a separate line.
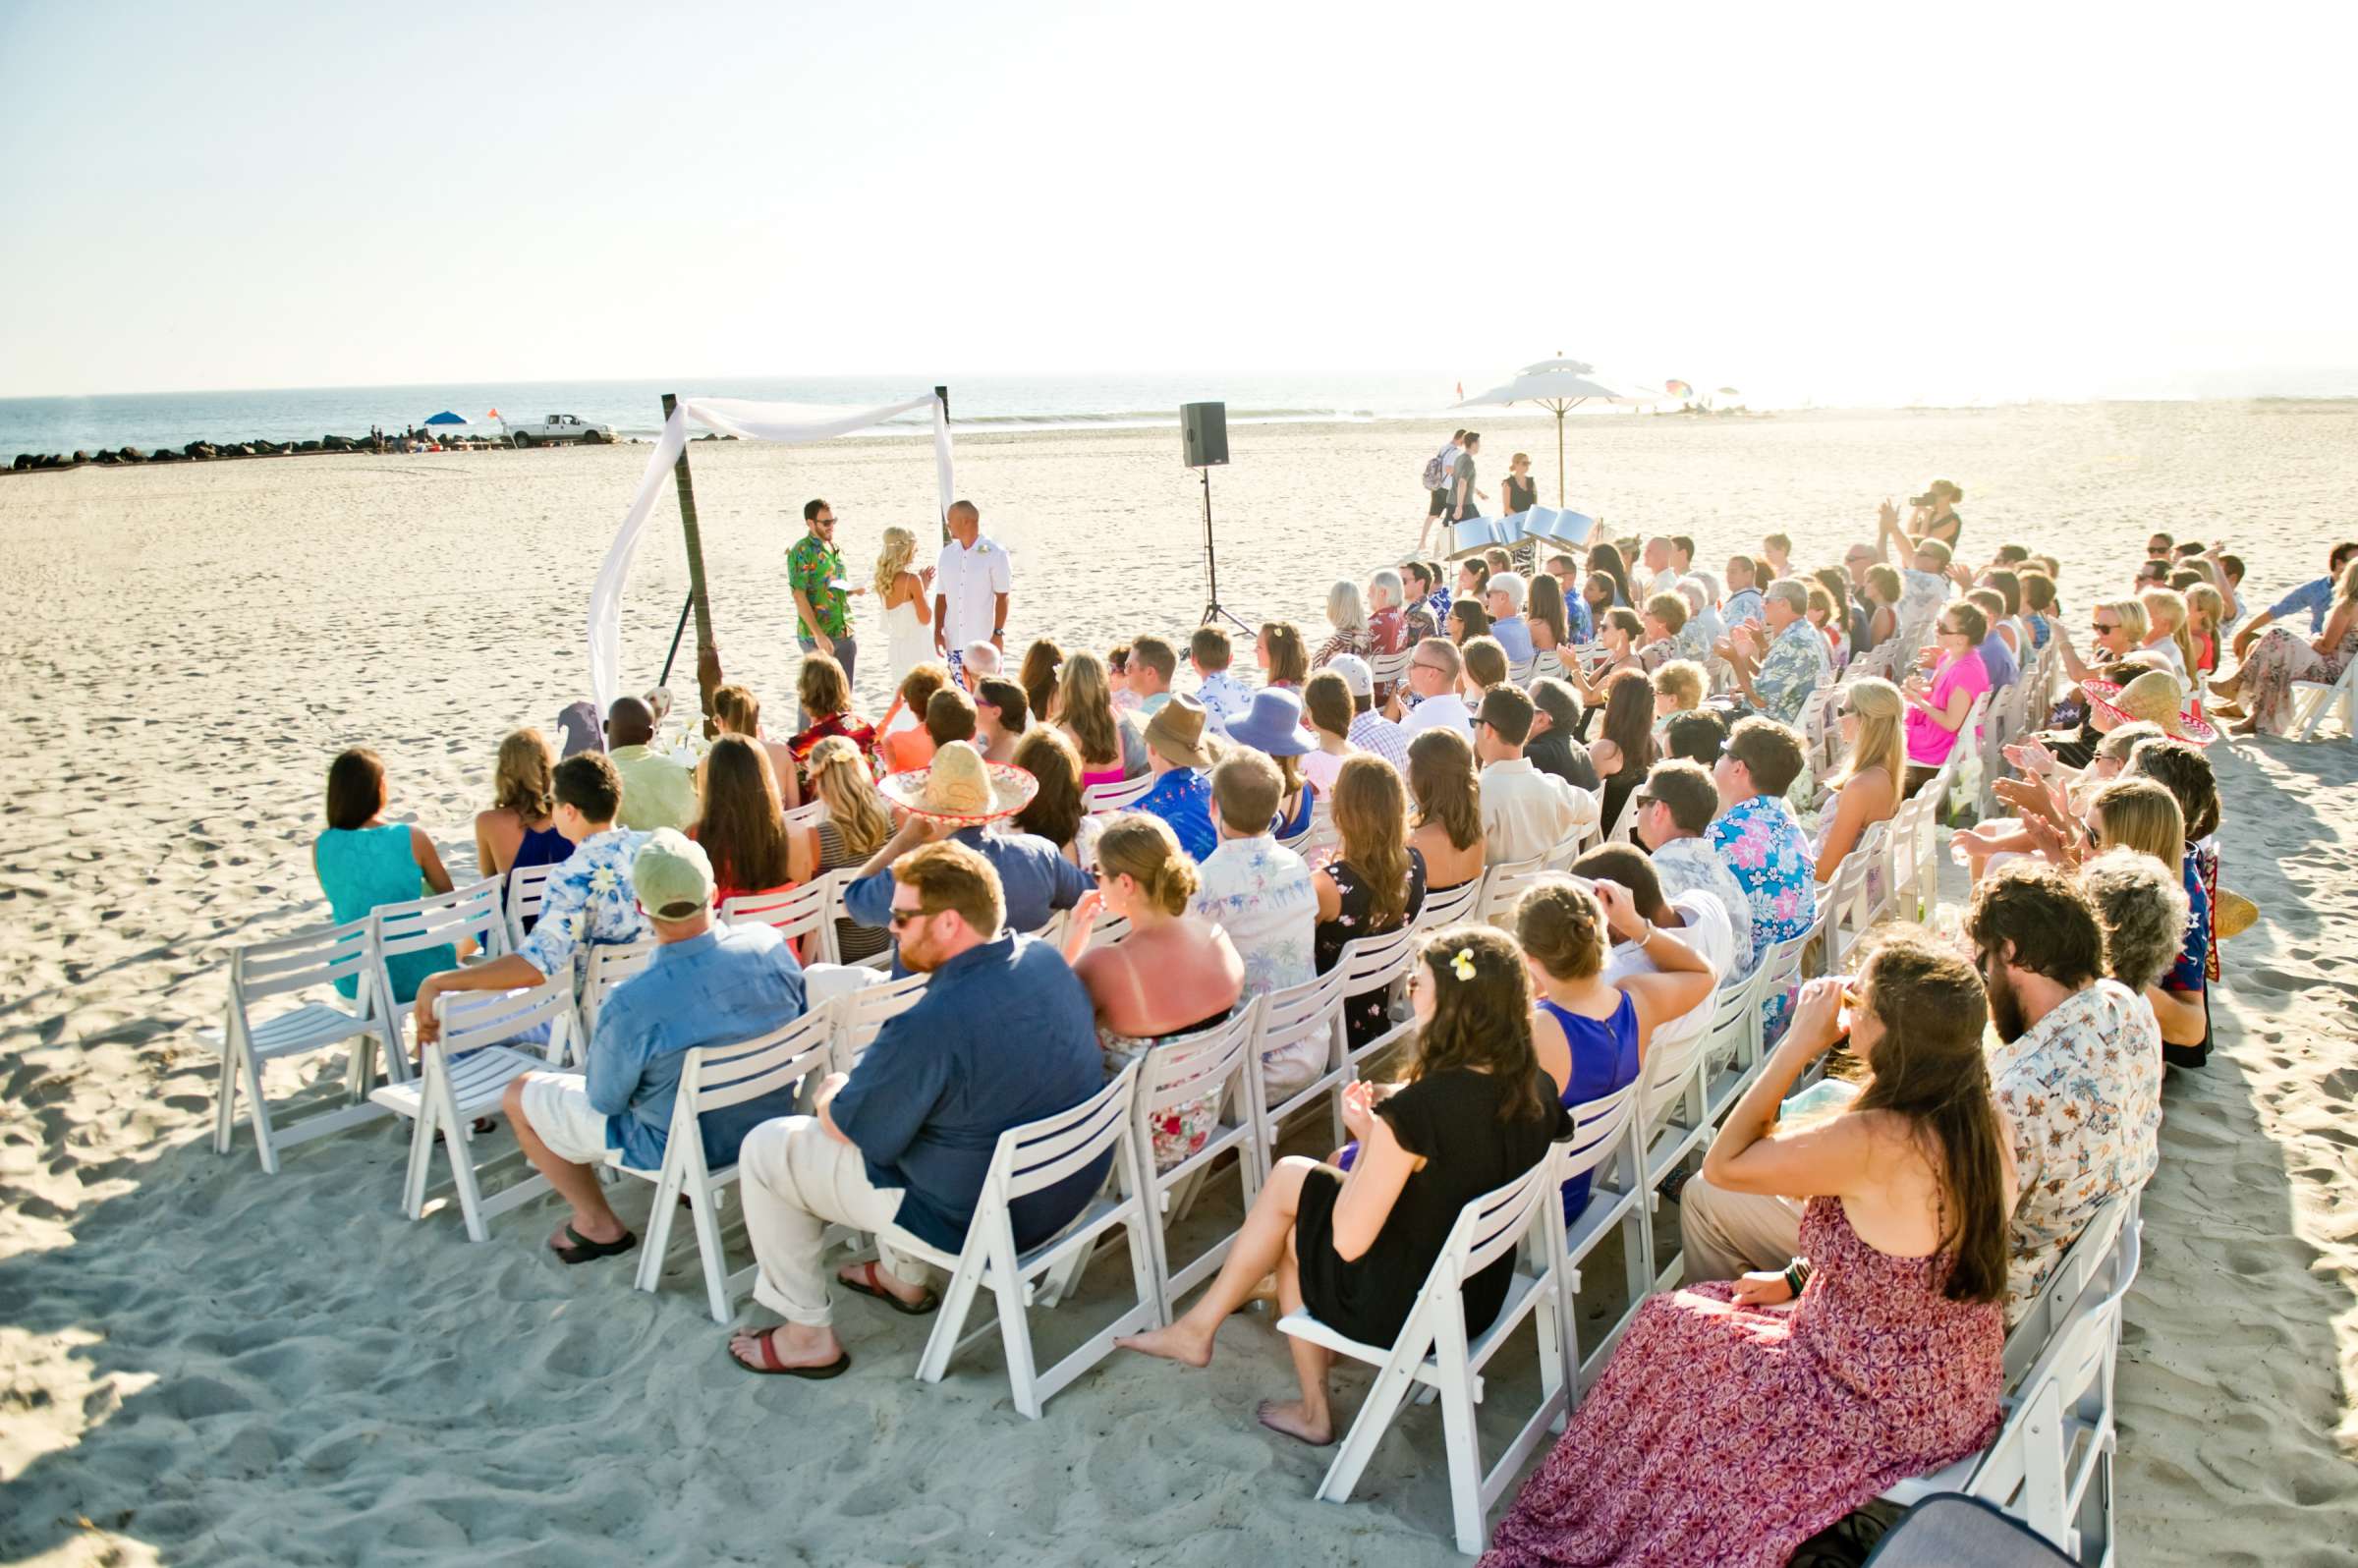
[1181, 401, 1229, 468]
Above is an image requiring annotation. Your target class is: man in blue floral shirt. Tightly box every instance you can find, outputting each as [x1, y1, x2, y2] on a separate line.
[414, 753, 650, 1043]
[1709, 719, 1817, 1036]
[1133, 697, 1219, 860]
[1720, 581, 1828, 726]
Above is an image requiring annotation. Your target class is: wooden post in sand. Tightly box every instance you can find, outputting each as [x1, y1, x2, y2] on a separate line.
[935, 383, 951, 545]
[661, 393, 720, 733]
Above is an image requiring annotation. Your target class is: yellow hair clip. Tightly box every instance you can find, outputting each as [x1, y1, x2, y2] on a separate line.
[1450, 947, 1477, 982]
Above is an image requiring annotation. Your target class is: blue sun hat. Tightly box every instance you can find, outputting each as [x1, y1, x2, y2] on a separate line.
[1225, 688, 1317, 757]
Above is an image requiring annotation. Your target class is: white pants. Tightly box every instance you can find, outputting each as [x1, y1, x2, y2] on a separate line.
[518, 1071, 618, 1167]
[1676, 1173, 1804, 1283]
[737, 1115, 928, 1327]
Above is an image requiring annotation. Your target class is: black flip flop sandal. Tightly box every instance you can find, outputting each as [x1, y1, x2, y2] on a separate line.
[838, 1260, 940, 1316]
[735, 1327, 852, 1379]
[553, 1222, 638, 1265]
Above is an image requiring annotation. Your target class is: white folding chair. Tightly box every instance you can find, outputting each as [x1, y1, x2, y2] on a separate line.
[1823, 818, 1893, 975]
[623, 1006, 837, 1322]
[1796, 685, 1837, 772]
[1331, 926, 1420, 1075]
[208, 916, 387, 1173]
[1530, 649, 1566, 684]
[2000, 1195, 2131, 1389]
[1411, 876, 1482, 934]
[1750, 904, 1829, 1052]
[576, 938, 659, 1060]
[1245, 967, 1353, 1162]
[1128, 1003, 1265, 1316]
[1544, 1082, 1651, 1390]
[781, 800, 829, 830]
[368, 876, 510, 1062]
[1083, 774, 1156, 814]
[1368, 648, 1413, 697]
[503, 862, 560, 951]
[1475, 854, 1551, 927]
[885, 1064, 1157, 1418]
[829, 970, 928, 1076]
[1694, 969, 1767, 1126]
[2291, 655, 2358, 740]
[368, 976, 576, 1241]
[1278, 1156, 1567, 1556]
[720, 876, 844, 965]
[1506, 656, 1539, 687]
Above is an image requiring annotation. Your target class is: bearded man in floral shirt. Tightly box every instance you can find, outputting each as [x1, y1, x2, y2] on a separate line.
[414, 752, 650, 1043]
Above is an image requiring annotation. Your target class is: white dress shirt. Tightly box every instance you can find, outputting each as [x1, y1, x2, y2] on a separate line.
[934, 533, 1013, 650]
[1602, 888, 1736, 985]
[1479, 756, 1599, 865]
[1400, 691, 1475, 741]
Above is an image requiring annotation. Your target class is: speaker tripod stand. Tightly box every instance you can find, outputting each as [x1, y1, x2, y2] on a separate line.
[1197, 466, 1253, 634]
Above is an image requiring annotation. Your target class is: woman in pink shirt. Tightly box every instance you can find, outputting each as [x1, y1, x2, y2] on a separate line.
[1901, 601, 1991, 796]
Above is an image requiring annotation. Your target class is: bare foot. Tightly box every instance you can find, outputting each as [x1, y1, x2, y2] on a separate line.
[1116, 1321, 1216, 1368]
[2228, 718, 2262, 738]
[728, 1321, 843, 1373]
[1257, 1398, 1335, 1445]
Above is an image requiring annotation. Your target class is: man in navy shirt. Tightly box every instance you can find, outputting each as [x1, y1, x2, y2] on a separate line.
[727, 841, 1109, 1377]
[840, 809, 1093, 962]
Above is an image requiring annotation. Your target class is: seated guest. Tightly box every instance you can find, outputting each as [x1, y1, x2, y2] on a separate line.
[846, 743, 1094, 947]
[973, 676, 1030, 763]
[1407, 728, 1488, 894]
[1055, 650, 1143, 787]
[1118, 926, 1567, 1446]
[1446, 597, 1490, 646]
[1455, 557, 1492, 610]
[1313, 756, 1428, 1051]
[315, 747, 459, 1006]
[1531, 567, 1582, 648]
[1720, 552, 1765, 624]
[1566, 609, 1647, 718]
[1300, 670, 1363, 794]
[604, 696, 697, 832]
[709, 685, 806, 812]
[1633, 757, 1756, 975]
[1401, 560, 1444, 644]
[1649, 659, 1705, 727]
[473, 728, 570, 895]
[1105, 643, 1139, 711]
[1133, 697, 1220, 862]
[1573, 842, 1735, 985]
[1396, 638, 1476, 740]
[2017, 569, 2056, 650]
[503, 829, 807, 1264]
[1257, 620, 1311, 691]
[2126, 736, 2222, 1067]
[1586, 668, 1657, 835]
[1581, 571, 1619, 630]
[725, 841, 1110, 1376]
[1804, 582, 1848, 668]
[785, 655, 877, 794]
[1189, 626, 1254, 722]
[1475, 685, 1600, 864]
[1636, 590, 1697, 671]
[1517, 872, 1715, 1216]
[1874, 502, 1961, 634]
[411, 754, 650, 1041]
[2218, 559, 2358, 735]
[921, 682, 979, 754]
[1719, 580, 1828, 727]
[1862, 563, 1903, 646]
[1526, 678, 1601, 793]
[1127, 634, 1178, 716]
[2137, 587, 2195, 680]
[1459, 636, 1509, 708]
[695, 735, 795, 906]
[1226, 688, 1320, 837]
[957, 638, 1002, 690]
[2079, 847, 2190, 1054]
[1814, 676, 1904, 890]
[1326, 653, 1409, 770]
[1012, 727, 1101, 869]
[1488, 938, 2009, 1568]
[1663, 706, 1729, 766]
[2224, 538, 2358, 664]
[1193, 751, 1318, 1087]
[1968, 587, 2020, 688]
[1019, 638, 1066, 726]
[1486, 572, 1536, 664]
[1063, 815, 1246, 1169]
[1901, 600, 1992, 795]
[1365, 571, 1409, 670]
[1710, 720, 1816, 1000]
[1314, 580, 1373, 669]
[1588, 543, 1631, 609]
[875, 665, 953, 774]
[1679, 578, 1724, 654]
[786, 736, 895, 964]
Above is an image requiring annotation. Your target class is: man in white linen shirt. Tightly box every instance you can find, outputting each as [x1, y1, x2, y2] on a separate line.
[1473, 685, 1599, 865]
[1574, 842, 1736, 986]
[1393, 637, 1475, 740]
[1632, 757, 1756, 976]
[932, 499, 1012, 672]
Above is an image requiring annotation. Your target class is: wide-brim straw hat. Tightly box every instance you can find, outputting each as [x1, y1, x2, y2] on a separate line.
[877, 741, 1039, 823]
[2079, 675, 2218, 746]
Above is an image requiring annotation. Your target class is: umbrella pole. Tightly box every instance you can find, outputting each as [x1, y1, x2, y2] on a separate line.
[1555, 407, 1566, 508]
[659, 392, 720, 734]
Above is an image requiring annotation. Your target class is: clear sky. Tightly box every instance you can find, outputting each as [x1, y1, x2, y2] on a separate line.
[3, 0, 2351, 404]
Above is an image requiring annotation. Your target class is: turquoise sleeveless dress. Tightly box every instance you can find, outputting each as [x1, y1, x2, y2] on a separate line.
[314, 824, 453, 1004]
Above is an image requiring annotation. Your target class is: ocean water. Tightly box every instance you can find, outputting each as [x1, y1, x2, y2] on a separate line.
[0, 372, 1518, 459]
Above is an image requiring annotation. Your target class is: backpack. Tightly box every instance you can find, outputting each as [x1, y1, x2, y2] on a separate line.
[1421, 447, 1452, 490]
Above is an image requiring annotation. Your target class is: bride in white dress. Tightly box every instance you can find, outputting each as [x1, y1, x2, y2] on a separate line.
[872, 526, 937, 686]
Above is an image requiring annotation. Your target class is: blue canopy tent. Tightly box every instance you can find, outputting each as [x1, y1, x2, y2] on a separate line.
[421, 411, 468, 425]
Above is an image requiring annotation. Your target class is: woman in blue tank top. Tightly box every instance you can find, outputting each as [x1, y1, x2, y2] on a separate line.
[1513, 875, 1716, 1218]
[313, 748, 458, 1005]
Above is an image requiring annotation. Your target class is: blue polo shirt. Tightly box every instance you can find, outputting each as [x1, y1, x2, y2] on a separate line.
[829, 932, 1110, 1252]
[2269, 576, 2336, 633]
[589, 924, 807, 1170]
[841, 824, 1094, 943]
[1491, 614, 1536, 664]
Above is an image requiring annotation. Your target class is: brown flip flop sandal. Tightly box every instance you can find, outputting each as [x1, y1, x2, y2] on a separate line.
[838, 1260, 940, 1316]
[734, 1326, 851, 1379]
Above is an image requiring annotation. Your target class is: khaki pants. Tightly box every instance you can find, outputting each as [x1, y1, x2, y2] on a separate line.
[1677, 1174, 1805, 1284]
[738, 1116, 931, 1327]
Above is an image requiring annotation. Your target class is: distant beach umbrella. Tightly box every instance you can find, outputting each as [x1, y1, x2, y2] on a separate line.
[1664, 379, 1693, 399]
[1453, 355, 1658, 506]
[421, 411, 469, 425]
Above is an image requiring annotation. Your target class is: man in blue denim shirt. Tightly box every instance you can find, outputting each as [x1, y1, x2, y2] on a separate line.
[505, 829, 807, 1265]
[841, 813, 1093, 959]
[726, 840, 1108, 1377]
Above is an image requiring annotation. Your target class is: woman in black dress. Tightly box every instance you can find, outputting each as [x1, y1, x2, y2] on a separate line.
[1118, 925, 1566, 1445]
[1503, 452, 1538, 515]
[1313, 756, 1428, 1052]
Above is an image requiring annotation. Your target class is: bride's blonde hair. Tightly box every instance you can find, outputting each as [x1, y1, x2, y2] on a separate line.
[872, 526, 919, 598]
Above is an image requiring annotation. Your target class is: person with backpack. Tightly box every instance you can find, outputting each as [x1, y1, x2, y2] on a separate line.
[1417, 429, 1466, 554]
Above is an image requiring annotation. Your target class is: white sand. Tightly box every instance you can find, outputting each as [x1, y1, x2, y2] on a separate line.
[2, 402, 2354, 1564]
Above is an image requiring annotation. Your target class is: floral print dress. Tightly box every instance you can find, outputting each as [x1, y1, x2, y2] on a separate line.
[2241, 620, 2357, 733]
[1314, 850, 1428, 1052]
[1481, 1199, 2002, 1568]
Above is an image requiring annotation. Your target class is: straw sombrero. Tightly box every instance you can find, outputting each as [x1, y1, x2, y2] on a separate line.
[877, 740, 1038, 823]
[2079, 672, 2218, 746]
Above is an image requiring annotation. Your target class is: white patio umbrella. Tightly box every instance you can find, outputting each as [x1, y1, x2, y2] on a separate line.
[1454, 355, 1656, 505]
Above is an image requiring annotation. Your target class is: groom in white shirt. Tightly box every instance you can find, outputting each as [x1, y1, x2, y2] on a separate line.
[932, 499, 1012, 679]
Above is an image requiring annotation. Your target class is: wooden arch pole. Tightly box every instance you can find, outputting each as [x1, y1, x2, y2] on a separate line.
[935, 383, 951, 545]
[661, 392, 721, 733]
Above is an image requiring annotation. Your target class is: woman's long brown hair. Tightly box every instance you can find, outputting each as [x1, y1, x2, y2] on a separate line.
[1332, 756, 1411, 928]
[1407, 728, 1483, 852]
[696, 736, 791, 894]
[1406, 926, 1552, 1124]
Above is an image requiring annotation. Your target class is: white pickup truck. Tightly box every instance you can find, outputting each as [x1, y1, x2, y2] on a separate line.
[502, 414, 612, 447]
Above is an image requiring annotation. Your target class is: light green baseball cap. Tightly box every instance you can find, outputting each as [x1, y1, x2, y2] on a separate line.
[632, 828, 714, 920]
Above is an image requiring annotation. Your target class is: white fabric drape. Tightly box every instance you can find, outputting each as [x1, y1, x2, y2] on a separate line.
[587, 392, 954, 715]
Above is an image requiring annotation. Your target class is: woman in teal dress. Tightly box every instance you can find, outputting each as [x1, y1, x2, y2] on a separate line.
[311, 748, 459, 1005]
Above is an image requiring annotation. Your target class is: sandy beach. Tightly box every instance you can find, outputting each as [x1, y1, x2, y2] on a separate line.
[3, 401, 2355, 1565]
